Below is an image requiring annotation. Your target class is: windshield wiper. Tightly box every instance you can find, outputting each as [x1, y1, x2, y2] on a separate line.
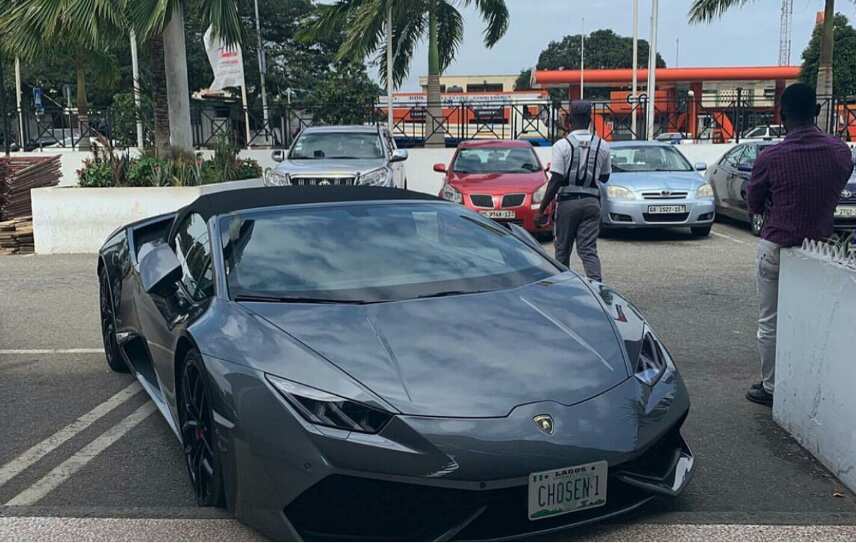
[235, 294, 379, 305]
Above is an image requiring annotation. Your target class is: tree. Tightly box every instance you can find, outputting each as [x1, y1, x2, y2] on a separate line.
[533, 29, 665, 100]
[689, 0, 836, 129]
[303, 0, 509, 147]
[514, 69, 532, 91]
[0, 0, 125, 150]
[801, 13, 856, 96]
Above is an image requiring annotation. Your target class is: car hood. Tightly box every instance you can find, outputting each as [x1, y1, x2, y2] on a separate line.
[242, 274, 630, 418]
[609, 171, 705, 192]
[274, 158, 387, 175]
[448, 171, 548, 193]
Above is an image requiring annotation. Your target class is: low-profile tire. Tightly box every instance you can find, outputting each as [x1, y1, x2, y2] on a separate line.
[99, 271, 128, 373]
[691, 225, 712, 237]
[750, 213, 764, 236]
[180, 350, 225, 508]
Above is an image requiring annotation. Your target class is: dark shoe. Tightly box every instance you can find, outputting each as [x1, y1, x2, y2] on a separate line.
[746, 387, 774, 407]
[751, 382, 764, 390]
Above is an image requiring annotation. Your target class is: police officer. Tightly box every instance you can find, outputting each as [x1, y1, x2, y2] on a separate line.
[537, 100, 610, 281]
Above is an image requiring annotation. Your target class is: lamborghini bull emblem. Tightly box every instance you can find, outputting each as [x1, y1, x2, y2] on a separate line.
[533, 414, 555, 435]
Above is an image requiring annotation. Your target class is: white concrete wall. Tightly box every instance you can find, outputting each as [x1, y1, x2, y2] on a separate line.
[773, 248, 856, 493]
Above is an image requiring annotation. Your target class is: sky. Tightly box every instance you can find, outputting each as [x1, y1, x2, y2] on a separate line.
[373, 0, 846, 91]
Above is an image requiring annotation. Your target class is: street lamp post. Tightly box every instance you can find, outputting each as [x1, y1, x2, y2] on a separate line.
[1, 57, 10, 156]
[130, 31, 145, 149]
[14, 57, 24, 148]
[253, 0, 271, 145]
[580, 17, 585, 101]
[631, 0, 639, 138]
[387, 1, 394, 134]
[645, 0, 659, 141]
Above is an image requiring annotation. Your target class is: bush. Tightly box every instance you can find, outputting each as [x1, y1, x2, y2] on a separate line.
[127, 155, 167, 187]
[77, 159, 114, 188]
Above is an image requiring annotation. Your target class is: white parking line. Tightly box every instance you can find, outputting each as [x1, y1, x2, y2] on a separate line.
[0, 382, 141, 489]
[0, 349, 104, 355]
[711, 229, 750, 245]
[6, 402, 156, 506]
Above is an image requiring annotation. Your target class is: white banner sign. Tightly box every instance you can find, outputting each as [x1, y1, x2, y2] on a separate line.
[204, 26, 246, 91]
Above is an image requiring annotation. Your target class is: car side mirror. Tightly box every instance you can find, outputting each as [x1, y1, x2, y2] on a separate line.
[694, 162, 707, 171]
[545, 162, 552, 172]
[433, 163, 447, 173]
[390, 149, 408, 163]
[271, 149, 285, 163]
[138, 242, 181, 296]
[737, 161, 753, 173]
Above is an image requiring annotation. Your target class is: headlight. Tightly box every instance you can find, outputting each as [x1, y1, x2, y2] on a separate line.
[532, 183, 547, 205]
[265, 169, 290, 186]
[266, 374, 392, 434]
[696, 183, 714, 199]
[606, 185, 637, 200]
[634, 330, 675, 386]
[440, 182, 463, 204]
[359, 167, 392, 187]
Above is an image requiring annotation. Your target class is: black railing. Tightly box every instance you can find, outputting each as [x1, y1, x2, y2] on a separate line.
[7, 93, 856, 151]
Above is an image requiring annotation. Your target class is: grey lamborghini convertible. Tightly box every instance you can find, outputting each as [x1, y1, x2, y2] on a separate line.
[97, 186, 694, 541]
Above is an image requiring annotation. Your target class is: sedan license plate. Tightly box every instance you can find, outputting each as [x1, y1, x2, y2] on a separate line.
[479, 210, 516, 219]
[835, 205, 856, 218]
[528, 461, 607, 521]
[647, 205, 687, 214]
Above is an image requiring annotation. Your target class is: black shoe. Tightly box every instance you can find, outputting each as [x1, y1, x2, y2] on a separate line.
[746, 387, 774, 407]
[751, 382, 764, 390]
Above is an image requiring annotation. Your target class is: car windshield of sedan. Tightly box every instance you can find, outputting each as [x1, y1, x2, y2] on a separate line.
[289, 133, 384, 160]
[452, 147, 541, 174]
[220, 203, 559, 303]
[610, 146, 693, 172]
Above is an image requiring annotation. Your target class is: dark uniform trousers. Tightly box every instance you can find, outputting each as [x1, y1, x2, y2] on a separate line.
[554, 196, 602, 281]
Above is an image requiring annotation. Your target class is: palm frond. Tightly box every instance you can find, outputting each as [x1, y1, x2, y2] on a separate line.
[461, 0, 508, 47]
[375, 3, 427, 87]
[199, 0, 244, 46]
[436, 1, 463, 73]
[687, 0, 753, 23]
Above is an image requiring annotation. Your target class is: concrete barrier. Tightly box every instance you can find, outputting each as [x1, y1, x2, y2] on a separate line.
[773, 245, 856, 493]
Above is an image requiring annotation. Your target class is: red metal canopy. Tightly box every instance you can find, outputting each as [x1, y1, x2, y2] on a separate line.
[534, 66, 801, 86]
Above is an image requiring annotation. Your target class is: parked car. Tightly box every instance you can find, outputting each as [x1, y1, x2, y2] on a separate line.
[655, 132, 690, 144]
[97, 185, 694, 540]
[602, 142, 715, 236]
[435, 140, 554, 236]
[741, 124, 784, 142]
[266, 125, 408, 188]
[837, 168, 856, 231]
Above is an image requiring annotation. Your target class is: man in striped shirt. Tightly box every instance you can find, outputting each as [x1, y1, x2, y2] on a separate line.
[744, 83, 852, 407]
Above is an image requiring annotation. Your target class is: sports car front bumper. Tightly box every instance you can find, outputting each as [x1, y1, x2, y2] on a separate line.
[207, 357, 693, 541]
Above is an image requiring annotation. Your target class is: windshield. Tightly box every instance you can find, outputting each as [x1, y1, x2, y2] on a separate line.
[289, 132, 384, 160]
[220, 203, 558, 303]
[610, 146, 693, 172]
[452, 147, 541, 173]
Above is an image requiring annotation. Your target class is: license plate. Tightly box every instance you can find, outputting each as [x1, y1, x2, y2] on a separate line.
[835, 205, 856, 218]
[647, 205, 687, 214]
[479, 210, 516, 219]
[528, 461, 608, 521]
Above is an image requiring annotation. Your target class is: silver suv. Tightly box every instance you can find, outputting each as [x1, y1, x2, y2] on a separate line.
[266, 125, 408, 188]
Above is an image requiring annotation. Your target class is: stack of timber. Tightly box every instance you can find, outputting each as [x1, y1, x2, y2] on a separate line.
[0, 155, 61, 220]
[0, 216, 34, 255]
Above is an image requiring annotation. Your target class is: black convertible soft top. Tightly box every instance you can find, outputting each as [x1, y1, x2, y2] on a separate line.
[176, 186, 441, 225]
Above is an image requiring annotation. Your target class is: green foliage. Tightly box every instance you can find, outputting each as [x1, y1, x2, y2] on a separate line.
[77, 158, 114, 188]
[110, 93, 154, 148]
[514, 69, 532, 91]
[801, 13, 856, 96]
[127, 154, 168, 186]
[303, 64, 383, 125]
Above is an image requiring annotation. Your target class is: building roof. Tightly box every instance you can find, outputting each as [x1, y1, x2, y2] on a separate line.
[534, 66, 802, 87]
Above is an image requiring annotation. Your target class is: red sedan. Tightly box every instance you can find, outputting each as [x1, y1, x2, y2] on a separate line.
[435, 140, 554, 236]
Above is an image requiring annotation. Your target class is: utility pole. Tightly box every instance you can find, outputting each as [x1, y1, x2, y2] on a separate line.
[14, 57, 24, 148]
[253, 0, 270, 145]
[778, 0, 793, 65]
[130, 31, 144, 149]
[675, 36, 680, 67]
[631, 0, 639, 138]
[646, 0, 659, 140]
[580, 17, 585, 101]
[387, 1, 394, 134]
[1, 57, 10, 156]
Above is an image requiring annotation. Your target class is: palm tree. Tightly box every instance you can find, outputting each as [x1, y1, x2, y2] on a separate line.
[305, 0, 509, 148]
[689, 0, 836, 130]
[128, 0, 243, 153]
[0, 0, 125, 150]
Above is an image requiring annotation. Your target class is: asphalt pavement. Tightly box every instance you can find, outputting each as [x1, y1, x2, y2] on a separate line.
[1, 219, 855, 541]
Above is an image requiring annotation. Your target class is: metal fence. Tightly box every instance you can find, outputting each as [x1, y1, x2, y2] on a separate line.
[4, 92, 856, 152]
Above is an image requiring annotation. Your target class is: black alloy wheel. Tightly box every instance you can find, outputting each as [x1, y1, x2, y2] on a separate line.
[99, 272, 128, 373]
[180, 351, 225, 507]
[750, 213, 765, 236]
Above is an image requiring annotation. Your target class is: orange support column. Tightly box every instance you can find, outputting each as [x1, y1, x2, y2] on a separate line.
[688, 82, 702, 138]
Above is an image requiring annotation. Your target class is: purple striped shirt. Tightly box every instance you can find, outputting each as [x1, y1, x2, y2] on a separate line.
[747, 126, 852, 247]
